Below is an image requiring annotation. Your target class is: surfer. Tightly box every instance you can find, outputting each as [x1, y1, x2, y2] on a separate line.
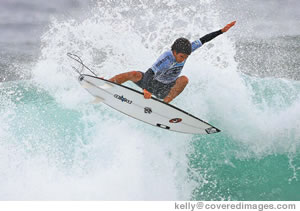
[109, 21, 236, 103]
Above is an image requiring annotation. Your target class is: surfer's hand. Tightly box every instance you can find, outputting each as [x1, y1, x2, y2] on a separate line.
[163, 96, 172, 103]
[221, 21, 236, 33]
[143, 89, 152, 99]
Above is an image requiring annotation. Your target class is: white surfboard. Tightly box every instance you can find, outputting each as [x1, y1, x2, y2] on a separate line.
[79, 74, 221, 134]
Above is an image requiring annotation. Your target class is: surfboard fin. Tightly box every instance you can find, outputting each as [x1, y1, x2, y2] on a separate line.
[90, 96, 104, 104]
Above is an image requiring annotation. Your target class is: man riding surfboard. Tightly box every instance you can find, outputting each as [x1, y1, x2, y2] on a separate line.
[109, 21, 236, 103]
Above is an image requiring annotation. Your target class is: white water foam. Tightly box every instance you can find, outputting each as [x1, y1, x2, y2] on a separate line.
[1, 0, 300, 200]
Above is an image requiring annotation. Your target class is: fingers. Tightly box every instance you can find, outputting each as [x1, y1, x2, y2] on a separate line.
[228, 21, 236, 27]
[143, 89, 152, 99]
[222, 21, 236, 33]
[163, 96, 172, 103]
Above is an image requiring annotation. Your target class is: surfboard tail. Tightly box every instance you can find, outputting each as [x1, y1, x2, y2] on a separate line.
[205, 127, 221, 134]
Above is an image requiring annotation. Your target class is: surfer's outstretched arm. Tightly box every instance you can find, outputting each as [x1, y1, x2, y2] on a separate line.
[191, 21, 236, 52]
[200, 21, 236, 44]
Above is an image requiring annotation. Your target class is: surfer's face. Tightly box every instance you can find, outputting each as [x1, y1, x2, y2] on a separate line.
[173, 51, 189, 63]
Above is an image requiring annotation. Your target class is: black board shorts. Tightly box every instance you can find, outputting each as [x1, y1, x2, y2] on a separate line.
[134, 69, 176, 99]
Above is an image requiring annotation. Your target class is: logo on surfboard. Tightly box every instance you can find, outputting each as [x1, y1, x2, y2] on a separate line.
[114, 94, 132, 104]
[144, 107, 152, 114]
[169, 118, 182, 123]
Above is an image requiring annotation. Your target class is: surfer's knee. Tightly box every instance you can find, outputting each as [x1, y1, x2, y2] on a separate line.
[130, 71, 143, 82]
[178, 76, 189, 85]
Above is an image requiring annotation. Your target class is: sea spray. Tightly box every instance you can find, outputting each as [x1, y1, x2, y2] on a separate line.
[0, 0, 299, 200]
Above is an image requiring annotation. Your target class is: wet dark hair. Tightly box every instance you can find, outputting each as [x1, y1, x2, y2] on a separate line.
[171, 37, 192, 55]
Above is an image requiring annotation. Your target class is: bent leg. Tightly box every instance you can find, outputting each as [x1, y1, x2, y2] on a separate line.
[109, 71, 142, 84]
[164, 76, 189, 103]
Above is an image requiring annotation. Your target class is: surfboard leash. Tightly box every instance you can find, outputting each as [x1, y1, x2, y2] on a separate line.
[67, 52, 98, 77]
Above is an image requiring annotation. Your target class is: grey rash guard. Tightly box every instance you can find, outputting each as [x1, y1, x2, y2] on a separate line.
[151, 40, 202, 84]
[134, 30, 223, 98]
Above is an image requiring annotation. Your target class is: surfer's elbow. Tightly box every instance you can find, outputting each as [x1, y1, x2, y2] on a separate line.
[178, 75, 189, 85]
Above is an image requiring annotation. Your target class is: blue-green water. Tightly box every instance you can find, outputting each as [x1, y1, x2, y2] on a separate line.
[1, 74, 299, 200]
[0, 0, 300, 200]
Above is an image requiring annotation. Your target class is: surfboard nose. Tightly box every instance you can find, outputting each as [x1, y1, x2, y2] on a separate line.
[78, 75, 84, 81]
